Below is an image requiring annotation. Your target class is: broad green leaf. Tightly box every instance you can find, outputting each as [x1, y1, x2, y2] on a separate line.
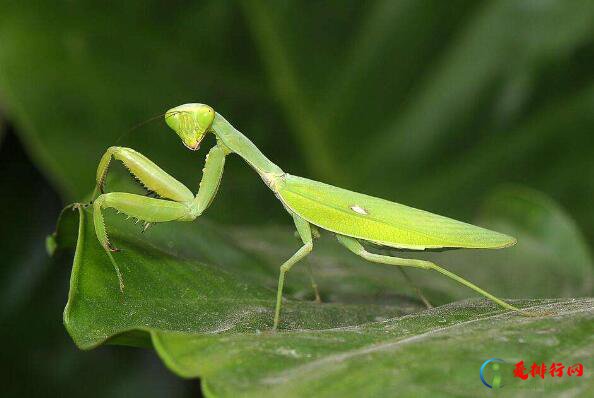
[153, 298, 593, 397]
[58, 206, 420, 349]
[55, 203, 594, 397]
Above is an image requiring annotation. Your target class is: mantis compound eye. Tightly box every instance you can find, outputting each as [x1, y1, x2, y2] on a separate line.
[165, 103, 215, 150]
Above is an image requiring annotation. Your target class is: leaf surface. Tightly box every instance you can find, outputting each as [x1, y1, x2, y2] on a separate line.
[56, 204, 594, 397]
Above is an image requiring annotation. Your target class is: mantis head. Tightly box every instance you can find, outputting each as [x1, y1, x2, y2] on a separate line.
[165, 103, 215, 150]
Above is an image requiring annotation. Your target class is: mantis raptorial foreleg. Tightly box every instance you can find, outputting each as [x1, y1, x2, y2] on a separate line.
[274, 214, 313, 330]
[336, 235, 527, 314]
[193, 144, 227, 216]
[91, 144, 228, 292]
[94, 146, 194, 201]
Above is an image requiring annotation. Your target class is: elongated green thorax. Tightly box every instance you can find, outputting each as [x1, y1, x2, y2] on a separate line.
[211, 112, 284, 187]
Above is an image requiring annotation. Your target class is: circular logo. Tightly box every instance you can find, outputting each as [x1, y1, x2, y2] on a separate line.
[480, 358, 506, 388]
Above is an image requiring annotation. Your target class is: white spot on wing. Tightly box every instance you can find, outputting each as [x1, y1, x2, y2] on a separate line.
[350, 205, 368, 215]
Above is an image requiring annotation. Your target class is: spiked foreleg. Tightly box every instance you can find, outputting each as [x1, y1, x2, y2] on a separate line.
[192, 144, 227, 216]
[91, 143, 229, 293]
[94, 146, 194, 202]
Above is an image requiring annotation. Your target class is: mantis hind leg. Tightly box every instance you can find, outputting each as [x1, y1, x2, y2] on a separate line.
[395, 267, 432, 308]
[93, 192, 194, 292]
[273, 214, 313, 330]
[93, 146, 194, 202]
[336, 235, 533, 316]
[305, 260, 322, 303]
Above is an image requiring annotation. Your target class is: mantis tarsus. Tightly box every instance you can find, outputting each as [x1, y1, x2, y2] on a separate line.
[91, 103, 536, 330]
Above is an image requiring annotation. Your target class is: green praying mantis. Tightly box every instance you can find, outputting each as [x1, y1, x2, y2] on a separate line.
[91, 103, 534, 330]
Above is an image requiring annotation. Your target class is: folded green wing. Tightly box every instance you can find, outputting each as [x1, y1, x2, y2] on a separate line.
[277, 174, 516, 250]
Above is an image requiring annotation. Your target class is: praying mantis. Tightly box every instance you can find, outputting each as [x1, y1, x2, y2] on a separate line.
[91, 103, 533, 330]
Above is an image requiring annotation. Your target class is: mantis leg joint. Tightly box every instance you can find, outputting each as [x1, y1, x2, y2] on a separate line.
[280, 242, 312, 273]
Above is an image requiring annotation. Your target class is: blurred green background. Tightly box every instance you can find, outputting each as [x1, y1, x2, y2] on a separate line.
[1, 1, 593, 396]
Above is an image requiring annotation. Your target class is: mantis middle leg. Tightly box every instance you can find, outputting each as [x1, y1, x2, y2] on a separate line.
[293, 228, 322, 303]
[336, 235, 528, 315]
[274, 214, 313, 330]
[305, 261, 322, 303]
